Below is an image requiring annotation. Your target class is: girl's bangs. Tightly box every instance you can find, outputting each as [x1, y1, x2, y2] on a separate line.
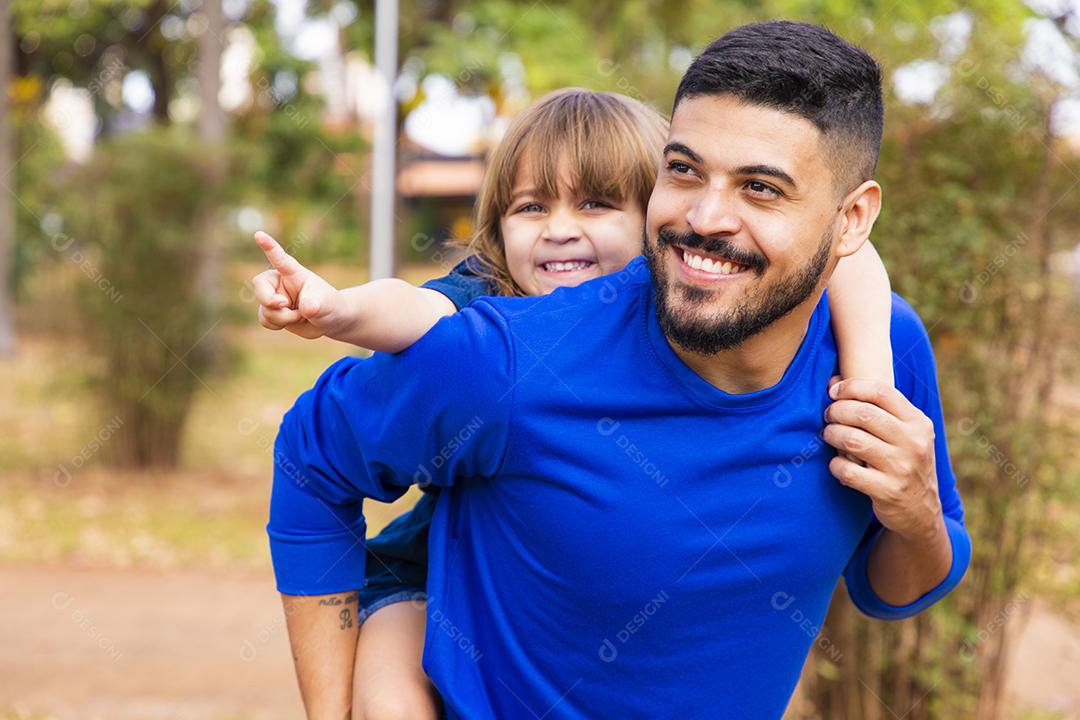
[505, 110, 647, 208]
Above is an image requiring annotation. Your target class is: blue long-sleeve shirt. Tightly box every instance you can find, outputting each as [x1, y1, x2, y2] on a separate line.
[267, 257, 970, 719]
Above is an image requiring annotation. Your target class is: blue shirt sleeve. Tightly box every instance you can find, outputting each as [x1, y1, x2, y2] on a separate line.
[266, 299, 516, 595]
[842, 295, 972, 620]
[420, 257, 497, 310]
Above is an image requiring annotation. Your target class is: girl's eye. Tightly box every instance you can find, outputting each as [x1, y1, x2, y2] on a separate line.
[516, 202, 544, 214]
[746, 180, 781, 198]
[582, 199, 613, 210]
[667, 160, 694, 175]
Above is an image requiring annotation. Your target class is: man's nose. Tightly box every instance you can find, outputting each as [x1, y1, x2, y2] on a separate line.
[686, 189, 741, 238]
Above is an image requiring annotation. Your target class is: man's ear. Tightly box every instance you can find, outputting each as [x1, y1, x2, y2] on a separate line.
[834, 180, 882, 259]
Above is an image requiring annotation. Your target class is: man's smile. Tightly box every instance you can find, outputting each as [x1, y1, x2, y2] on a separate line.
[672, 244, 752, 283]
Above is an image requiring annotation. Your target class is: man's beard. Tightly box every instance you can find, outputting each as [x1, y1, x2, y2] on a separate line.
[643, 226, 832, 355]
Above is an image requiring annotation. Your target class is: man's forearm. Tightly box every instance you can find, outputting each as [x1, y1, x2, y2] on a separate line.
[282, 591, 361, 720]
[866, 517, 953, 606]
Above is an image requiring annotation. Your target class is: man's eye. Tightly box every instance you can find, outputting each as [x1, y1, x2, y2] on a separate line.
[746, 180, 780, 198]
[667, 161, 693, 175]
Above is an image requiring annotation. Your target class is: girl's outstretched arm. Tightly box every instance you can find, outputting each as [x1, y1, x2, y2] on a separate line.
[827, 241, 894, 386]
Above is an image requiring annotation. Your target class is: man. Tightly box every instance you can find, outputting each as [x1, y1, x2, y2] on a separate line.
[268, 21, 970, 719]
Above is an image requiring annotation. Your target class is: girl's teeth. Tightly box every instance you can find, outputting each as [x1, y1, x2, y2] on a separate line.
[544, 261, 591, 272]
[681, 249, 745, 276]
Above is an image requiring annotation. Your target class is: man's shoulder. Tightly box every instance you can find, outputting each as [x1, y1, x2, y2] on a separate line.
[887, 293, 941, 397]
[471, 256, 651, 326]
[889, 292, 933, 355]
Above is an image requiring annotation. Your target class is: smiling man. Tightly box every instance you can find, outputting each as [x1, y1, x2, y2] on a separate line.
[268, 21, 970, 719]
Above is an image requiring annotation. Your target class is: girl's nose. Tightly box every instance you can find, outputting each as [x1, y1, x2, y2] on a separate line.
[543, 208, 583, 244]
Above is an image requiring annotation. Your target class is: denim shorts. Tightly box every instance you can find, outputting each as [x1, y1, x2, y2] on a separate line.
[358, 490, 438, 625]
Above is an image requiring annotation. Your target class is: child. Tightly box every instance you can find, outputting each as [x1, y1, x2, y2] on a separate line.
[253, 88, 893, 719]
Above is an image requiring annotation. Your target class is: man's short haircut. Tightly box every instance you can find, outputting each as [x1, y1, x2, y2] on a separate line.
[674, 21, 884, 190]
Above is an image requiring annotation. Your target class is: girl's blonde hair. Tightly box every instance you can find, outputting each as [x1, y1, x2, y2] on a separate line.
[455, 88, 668, 297]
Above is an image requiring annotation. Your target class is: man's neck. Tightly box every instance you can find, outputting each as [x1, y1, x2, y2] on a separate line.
[669, 291, 824, 394]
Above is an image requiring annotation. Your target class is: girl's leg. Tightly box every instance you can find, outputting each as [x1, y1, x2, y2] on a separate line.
[353, 599, 440, 720]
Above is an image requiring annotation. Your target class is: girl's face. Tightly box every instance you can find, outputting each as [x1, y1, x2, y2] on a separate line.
[501, 162, 645, 296]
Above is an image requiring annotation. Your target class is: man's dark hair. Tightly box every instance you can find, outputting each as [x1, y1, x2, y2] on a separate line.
[674, 21, 884, 190]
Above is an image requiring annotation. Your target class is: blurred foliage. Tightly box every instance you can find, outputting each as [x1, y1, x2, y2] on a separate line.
[60, 129, 241, 468]
[230, 79, 369, 261]
[13, 0, 199, 123]
[11, 0, 369, 255]
[770, 4, 1080, 720]
[228, 1, 370, 261]
[8, 108, 66, 297]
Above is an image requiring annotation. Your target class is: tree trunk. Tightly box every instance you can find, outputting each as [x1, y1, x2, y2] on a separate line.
[144, 0, 173, 124]
[194, 0, 225, 366]
[0, 0, 16, 356]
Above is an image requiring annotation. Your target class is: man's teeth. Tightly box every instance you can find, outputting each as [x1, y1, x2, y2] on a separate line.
[681, 249, 745, 276]
[543, 260, 592, 272]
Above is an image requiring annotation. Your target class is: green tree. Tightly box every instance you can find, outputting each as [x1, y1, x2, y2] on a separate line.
[62, 129, 239, 467]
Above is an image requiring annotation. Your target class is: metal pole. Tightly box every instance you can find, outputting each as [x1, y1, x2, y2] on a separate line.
[369, 0, 398, 280]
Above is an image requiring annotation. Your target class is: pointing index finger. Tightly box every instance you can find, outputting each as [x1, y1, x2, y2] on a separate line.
[254, 231, 303, 276]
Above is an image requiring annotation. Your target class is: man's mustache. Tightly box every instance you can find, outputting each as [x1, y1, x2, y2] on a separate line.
[656, 227, 768, 276]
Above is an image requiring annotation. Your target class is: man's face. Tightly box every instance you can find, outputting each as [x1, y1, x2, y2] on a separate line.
[644, 94, 845, 355]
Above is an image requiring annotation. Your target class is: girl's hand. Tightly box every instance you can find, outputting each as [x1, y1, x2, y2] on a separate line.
[252, 231, 344, 340]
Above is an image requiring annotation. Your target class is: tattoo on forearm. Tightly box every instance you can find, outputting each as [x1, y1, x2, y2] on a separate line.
[339, 608, 353, 630]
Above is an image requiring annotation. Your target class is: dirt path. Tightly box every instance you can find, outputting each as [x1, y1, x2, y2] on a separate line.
[3, 564, 1079, 719]
[1006, 600, 1080, 719]
[0, 564, 303, 720]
